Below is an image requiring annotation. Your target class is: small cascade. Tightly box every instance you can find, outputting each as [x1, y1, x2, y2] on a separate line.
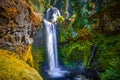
[44, 7, 69, 78]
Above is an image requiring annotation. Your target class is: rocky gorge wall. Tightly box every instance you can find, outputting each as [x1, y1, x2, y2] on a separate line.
[0, 0, 43, 62]
[0, 0, 44, 79]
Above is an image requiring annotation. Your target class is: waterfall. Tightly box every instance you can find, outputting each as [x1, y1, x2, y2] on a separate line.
[44, 7, 68, 78]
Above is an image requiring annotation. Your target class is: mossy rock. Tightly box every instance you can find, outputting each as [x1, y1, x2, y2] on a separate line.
[0, 49, 43, 80]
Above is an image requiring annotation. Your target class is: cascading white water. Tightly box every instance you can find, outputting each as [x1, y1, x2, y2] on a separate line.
[44, 7, 68, 78]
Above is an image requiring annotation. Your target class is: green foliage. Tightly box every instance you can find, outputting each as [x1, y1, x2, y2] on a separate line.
[60, 42, 82, 68]
[100, 58, 120, 80]
[59, 0, 93, 68]
[60, 40, 94, 68]
[57, 16, 64, 23]
[94, 34, 120, 68]
[71, 3, 89, 29]
[27, 0, 48, 15]
[32, 46, 45, 71]
[60, 26, 73, 42]
[90, 33, 120, 80]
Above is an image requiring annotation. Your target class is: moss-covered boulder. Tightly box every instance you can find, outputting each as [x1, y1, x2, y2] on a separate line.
[0, 49, 43, 80]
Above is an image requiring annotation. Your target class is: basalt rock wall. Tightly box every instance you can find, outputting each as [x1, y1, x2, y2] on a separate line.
[0, 0, 43, 61]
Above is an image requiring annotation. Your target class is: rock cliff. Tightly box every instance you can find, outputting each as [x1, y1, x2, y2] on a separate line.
[0, 0, 43, 61]
[0, 0, 43, 79]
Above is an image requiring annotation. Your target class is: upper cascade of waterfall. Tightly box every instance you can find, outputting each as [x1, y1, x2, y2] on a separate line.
[45, 7, 61, 23]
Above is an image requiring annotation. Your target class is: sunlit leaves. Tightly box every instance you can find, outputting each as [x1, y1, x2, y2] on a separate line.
[57, 16, 64, 23]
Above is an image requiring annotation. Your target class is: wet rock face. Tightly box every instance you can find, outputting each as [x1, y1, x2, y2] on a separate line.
[0, 0, 42, 57]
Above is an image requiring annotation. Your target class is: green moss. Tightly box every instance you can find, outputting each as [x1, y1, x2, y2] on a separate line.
[0, 49, 43, 80]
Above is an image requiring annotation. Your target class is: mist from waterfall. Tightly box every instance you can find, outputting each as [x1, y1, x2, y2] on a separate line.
[44, 7, 68, 78]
